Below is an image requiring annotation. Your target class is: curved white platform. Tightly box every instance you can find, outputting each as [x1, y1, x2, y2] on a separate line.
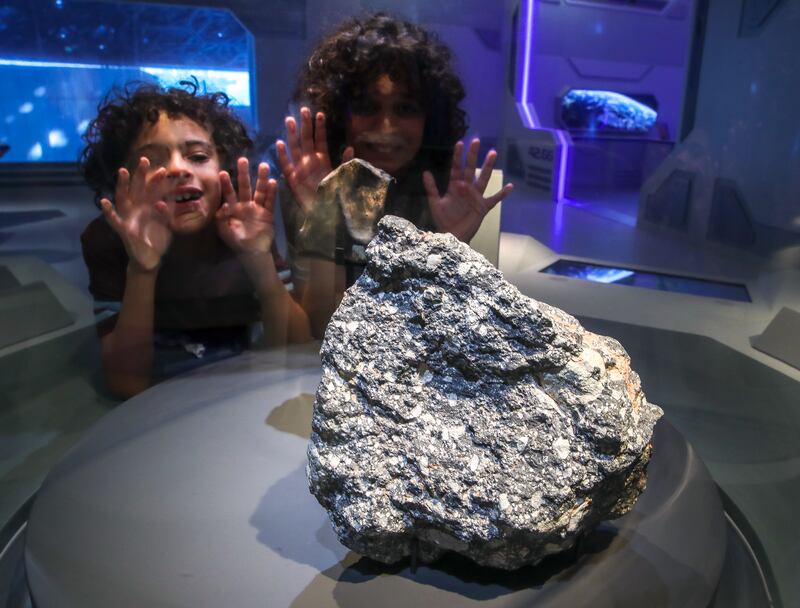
[25, 345, 726, 608]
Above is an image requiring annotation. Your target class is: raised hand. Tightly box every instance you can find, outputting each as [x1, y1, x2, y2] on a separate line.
[100, 157, 172, 272]
[423, 138, 514, 243]
[216, 158, 277, 256]
[276, 107, 354, 214]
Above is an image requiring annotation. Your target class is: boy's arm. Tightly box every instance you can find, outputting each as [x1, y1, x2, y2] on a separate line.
[101, 264, 159, 397]
[217, 159, 312, 345]
[293, 256, 344, 339]
[238, 250, 311, 345]
[96, 160, 173, 398]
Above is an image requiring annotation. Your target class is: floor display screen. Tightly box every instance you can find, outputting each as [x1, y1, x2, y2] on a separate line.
[541, 260, 751, 302]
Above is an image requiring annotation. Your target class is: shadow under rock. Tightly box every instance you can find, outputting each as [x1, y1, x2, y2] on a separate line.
[266, 393, 315, 439]
[286, 525, 620, 607]
[250, 462, 348, 572]
[344, 524, 616, 590]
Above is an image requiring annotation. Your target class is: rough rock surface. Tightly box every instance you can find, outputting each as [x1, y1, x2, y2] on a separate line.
[307, 216, 663, 570]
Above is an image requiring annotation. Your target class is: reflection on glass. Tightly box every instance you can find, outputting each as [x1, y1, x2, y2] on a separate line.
[277, 13, 514, 337]
[0, 3, 797, 607]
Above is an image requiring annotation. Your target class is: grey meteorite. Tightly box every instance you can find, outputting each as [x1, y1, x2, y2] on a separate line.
[307, 215, 663, 570]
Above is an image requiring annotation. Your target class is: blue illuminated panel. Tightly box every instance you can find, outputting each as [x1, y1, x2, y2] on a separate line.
[561, 90, 657, 133]
[0, 0, 252, 163]
[542, 260, 751, 302]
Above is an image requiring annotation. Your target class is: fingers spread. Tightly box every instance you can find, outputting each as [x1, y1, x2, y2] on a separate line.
[315, 112, 329, 157]
[285, 116, 302, 162]
[219, 170, 238, 207]
[133, 156, 149, 183]
[486, 183, 514, 209]
[128, 158, 149, 202]
[144, 165, 166, 188]
[476, 149, 498, 194]
[263, 179, 277, 218]
[276, 140, 293, 174]
[253, 163, 271, 207]
[237, 157, 251, 203]
[132, 157, 157, 195]
[114, 168, 131, 212]
[144, 167, 167, 203]
[100, 198, 124, 233]
[300, 107, 314, 155]
[464, 138, 480, 183]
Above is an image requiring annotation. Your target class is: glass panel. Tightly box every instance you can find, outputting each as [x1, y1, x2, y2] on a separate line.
[0, 2, 797, 607]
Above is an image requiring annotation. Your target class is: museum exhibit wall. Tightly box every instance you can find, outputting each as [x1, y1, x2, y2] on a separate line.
[513, 0, 693, 140]
[641, 0, 800, 254]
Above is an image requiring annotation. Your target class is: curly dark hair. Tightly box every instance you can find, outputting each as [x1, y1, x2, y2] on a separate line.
[81, 79, 252, 206]
[293, 13, 467, 179]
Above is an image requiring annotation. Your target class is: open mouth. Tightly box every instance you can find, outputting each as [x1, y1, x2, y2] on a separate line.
[171, 189, 203, 206]
[357, 134, 405, 158]
[365, 142, 401, 155]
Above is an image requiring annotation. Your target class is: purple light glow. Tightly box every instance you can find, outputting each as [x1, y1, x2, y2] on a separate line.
[515, 0, 572, 201]
[518, 0, 538, 128]
[554, 128, 571, 201]
[551, 198, 565, 251]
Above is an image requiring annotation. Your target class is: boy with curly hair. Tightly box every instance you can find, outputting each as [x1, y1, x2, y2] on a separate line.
[276, 13, 514, 336]
[81, 80, 309, 397]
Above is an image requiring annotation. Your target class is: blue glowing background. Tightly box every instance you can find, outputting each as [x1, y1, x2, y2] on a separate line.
[0, 0, 252, 163]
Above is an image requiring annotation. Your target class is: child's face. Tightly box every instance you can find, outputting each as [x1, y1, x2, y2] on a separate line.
[345, 74, 425, 177]
[129, 113, 222, 235]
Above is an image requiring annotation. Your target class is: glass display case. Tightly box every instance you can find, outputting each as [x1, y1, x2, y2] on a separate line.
[1, 0, 798, 606]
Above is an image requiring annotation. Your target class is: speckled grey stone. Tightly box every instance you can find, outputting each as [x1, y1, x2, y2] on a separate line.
[307, 216, 663, 570]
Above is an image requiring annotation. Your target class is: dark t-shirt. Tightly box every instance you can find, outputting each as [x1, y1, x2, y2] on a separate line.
[81, 216, 287, 376]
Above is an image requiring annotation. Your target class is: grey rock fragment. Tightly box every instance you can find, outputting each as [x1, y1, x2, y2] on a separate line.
[296, 159, 391, 259]
[307, 216, 663, 570]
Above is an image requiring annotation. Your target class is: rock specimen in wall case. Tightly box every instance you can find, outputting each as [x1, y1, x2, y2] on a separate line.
[307, 214, 663, 570]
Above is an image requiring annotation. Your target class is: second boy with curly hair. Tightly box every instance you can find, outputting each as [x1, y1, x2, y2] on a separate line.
[276, 13, 514, 335]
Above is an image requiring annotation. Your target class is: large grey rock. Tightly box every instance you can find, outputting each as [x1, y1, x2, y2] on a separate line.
[307, 216, 663, 570]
